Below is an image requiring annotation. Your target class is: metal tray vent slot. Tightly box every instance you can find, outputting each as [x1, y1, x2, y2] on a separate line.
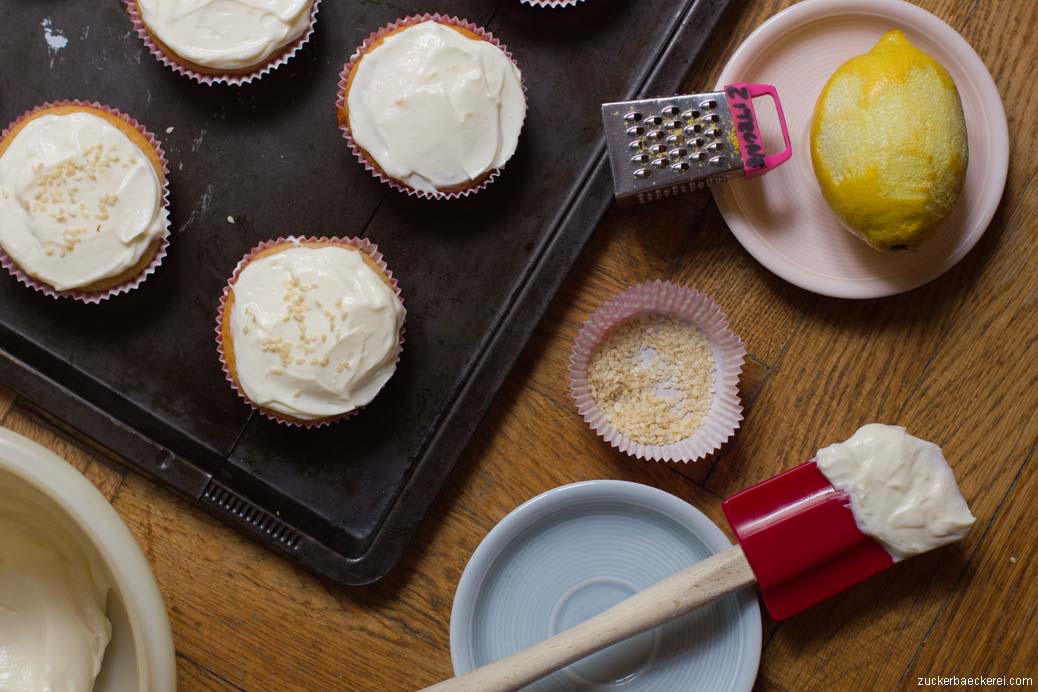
[202, 481, 301, 550]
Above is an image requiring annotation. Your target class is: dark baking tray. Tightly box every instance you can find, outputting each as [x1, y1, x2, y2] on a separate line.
[0, 0, 733, 584]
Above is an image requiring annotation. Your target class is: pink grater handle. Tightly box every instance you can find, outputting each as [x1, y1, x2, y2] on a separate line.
[724, 82, 793, 178]
[721, 461, 893, 620]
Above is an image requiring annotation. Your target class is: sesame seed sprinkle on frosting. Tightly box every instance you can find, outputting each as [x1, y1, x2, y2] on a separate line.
[228, 244, 404, 421]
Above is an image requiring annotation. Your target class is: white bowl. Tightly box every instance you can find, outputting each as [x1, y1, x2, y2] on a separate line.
[0, 427, 176, 692]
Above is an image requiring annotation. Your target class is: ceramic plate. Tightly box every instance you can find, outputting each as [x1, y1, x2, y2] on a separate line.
[450, 481, 761, 691]
[712, 0, 1009, 298]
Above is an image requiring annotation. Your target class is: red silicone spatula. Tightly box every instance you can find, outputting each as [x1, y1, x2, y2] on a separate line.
[420, 461, 897, 692]
[722, 459, 894, 620]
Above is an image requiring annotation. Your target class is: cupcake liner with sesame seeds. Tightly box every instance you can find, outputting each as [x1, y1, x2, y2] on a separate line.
[0, 100, 171, 304]
[215, 235, 406, 429]
[569, 281, 746, 463]
[124, 0, 321, 86]
[335, 13, 527, 201]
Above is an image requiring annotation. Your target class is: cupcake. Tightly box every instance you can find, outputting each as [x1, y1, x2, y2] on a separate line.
[217, 237, 405, 426]
[128, 0, 318, 83]
[337, 16, 526, 198]
[520, 0, 586, 6]
[0, 102, 168, 300]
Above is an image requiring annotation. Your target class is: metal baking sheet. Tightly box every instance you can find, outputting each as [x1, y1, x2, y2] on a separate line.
[0, 0, 734, 584]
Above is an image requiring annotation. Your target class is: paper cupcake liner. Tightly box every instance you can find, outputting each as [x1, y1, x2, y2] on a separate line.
[0, 100, 171, 305]
[214, 236, 406, 429]
[125, 0, 321, 86]
[335, 13, 528, 201]
[569, 281, 746, 463]
[520, 0, 587, 7]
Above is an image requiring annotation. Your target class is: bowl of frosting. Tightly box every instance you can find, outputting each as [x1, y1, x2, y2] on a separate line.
[0, 426, 176, 692]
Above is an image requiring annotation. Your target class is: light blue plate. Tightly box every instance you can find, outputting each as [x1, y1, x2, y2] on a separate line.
[450, 480, 761, 691]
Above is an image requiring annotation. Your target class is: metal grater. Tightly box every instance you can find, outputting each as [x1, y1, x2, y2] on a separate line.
[602, 83, 792, 204]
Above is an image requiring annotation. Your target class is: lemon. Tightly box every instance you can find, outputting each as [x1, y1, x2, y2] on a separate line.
[811, 30, 967, 251]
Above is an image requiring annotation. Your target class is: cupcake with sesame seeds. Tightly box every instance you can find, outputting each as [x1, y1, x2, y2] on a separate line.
[0, 102, 169, 302]
[216, 237, 405, 426]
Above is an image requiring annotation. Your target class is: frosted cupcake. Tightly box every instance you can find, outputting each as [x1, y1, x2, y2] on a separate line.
[337, 16, 526, 198]
[0, 103, 168, 300]
[218, 238, 405, 425]
[130, 0, 318, 82]
[520, 0, 587, 6]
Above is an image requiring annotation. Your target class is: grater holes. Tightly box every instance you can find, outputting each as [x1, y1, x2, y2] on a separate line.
[617, 96, 730, 185]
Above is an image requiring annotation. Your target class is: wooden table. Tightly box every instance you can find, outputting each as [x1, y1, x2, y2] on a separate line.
[4, 1, 1037, 689]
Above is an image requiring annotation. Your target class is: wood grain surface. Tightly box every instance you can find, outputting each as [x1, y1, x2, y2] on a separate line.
[3, 1, 1037, 690]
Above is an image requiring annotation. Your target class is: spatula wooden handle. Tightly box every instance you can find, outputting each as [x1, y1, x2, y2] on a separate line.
[419, 544, 756, 692]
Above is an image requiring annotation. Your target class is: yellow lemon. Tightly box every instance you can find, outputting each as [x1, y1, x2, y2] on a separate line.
[811, 30, 967, 251]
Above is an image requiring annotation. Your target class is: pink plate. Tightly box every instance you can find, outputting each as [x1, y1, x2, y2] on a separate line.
[712, 0, 1008, 299]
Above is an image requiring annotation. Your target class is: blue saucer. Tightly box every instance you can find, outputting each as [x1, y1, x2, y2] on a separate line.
[450, 480, 761, 691]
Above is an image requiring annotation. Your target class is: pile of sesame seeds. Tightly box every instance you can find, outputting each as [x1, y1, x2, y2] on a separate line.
[588, 314, 716, 446]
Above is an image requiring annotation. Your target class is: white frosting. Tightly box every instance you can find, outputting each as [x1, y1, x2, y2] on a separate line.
[816, 424, 975, 561]
[0, 112, 166, 291]
[229, 244, 405, 420]
[347, 20, 526, 193]
[0, 475, 112, 692]
[137, 0, 312, 71]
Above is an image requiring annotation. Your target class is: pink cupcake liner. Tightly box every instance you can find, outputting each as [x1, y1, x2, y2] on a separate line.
[569, 281, 746, 463]
[215, 236, 406, 429]
[0, 100, 171, 305]
[335, 13, 528, 201]
[520, 0, 587, 7]
[124, 0, 321, 86]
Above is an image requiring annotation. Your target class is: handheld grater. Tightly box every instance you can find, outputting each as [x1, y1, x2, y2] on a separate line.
[602, 83, 792, 204]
